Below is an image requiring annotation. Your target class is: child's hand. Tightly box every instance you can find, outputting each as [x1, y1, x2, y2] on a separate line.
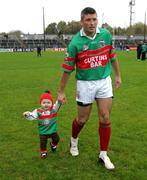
[23, 111, 30, 117]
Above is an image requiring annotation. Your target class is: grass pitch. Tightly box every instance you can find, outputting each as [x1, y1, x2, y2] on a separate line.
[0, 51, 147, 180]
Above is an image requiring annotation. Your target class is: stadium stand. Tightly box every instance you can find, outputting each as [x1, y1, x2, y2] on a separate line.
[0, 34, 145, 51]
[0, 34, 72, 49]
[114, 35, 145, 50]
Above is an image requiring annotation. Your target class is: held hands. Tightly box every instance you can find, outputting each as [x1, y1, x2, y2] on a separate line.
[58, 91, 66, 104]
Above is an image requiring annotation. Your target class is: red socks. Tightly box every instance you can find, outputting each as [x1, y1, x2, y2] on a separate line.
[72, 119, 111, 151]
[72, 119, 84, 138]
[40, 149, 47, 153]
[99, 122, 111, 151]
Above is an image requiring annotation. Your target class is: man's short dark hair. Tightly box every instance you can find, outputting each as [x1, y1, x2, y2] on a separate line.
[81, 7, 97, 20]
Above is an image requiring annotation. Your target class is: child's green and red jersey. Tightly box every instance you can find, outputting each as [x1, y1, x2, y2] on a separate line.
[25, 101, 61, 135]
[62, 28, 116, 80]
[36, 108, 58, 135]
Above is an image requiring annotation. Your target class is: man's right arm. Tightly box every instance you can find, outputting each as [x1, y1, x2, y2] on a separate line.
[58, 72, 70, 104]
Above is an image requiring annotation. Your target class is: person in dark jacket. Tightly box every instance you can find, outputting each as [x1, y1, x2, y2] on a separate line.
[37, 46, 42, 56]
[137, 42, 142, 60]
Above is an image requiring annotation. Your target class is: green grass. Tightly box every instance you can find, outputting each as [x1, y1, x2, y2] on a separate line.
[0, 51, 147, 180]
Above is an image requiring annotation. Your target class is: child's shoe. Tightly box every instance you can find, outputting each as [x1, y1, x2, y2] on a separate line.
[41, 152, 47, 159]
[50, 142, 57, 152]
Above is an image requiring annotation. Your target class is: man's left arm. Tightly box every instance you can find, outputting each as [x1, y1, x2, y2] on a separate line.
[111, 59, 122, 89]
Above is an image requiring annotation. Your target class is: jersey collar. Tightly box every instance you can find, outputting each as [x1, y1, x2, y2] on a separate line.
[80, 27, 100, 40]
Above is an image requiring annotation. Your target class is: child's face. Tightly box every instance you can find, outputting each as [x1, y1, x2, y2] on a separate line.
[41, 99, 53, 111]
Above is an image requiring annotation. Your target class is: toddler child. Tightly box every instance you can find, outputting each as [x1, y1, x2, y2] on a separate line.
[23, 90, 61, 159]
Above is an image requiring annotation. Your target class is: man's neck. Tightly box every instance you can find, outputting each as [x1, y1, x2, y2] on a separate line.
[84, 30, 96, 37]
[84, 30, 96, 40]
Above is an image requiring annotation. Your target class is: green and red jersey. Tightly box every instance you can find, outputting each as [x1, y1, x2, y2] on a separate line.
[62, 28, 116, 80]
[25, 101, 61, 135]
[141, 44, 147, 53]
[36, 108, 58, 135]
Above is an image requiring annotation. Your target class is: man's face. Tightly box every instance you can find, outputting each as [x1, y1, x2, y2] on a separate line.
[81, 13, 98, 36]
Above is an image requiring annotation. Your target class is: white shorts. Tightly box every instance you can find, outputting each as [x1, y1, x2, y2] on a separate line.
[76, 76, 113, 104]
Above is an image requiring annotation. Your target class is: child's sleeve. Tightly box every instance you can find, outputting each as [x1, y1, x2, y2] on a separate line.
[24, 109, 38, 120]
[53, 100, 62, 112]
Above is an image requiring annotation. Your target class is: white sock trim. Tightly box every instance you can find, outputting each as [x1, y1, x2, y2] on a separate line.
[71, 137, 78, 142]
[100, 151, 107, 157]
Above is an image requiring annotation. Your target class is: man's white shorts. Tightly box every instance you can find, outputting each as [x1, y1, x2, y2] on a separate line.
[76, 76, 113, 104]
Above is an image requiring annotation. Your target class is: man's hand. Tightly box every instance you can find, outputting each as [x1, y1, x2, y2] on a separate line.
[58, 91, 66, 104]
[115, 76, 122, 89]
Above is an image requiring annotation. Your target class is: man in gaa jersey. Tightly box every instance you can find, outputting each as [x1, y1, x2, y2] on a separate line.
[23, 91, 61, 159]
[58, 7, 121, 170]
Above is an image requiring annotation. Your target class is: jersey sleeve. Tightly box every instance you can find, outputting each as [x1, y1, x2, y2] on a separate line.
[53, 100, 62, 112]
[110, 45, 117, 61]
[109, 34, 117, 62]
[62, 41, 77, 73]
[25, 109, 38, 120]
